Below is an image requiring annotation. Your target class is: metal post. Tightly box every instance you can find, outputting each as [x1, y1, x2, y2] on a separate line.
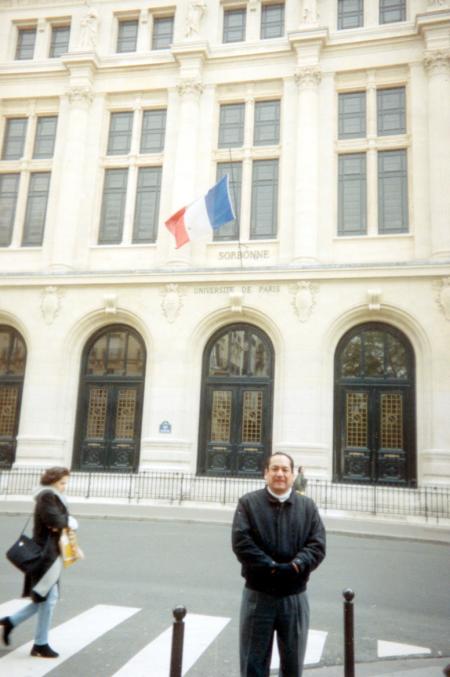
[343, 589, 355, 677]
[170, 605, 187, 677]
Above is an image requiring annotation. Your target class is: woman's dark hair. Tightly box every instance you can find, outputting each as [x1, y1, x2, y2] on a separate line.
[40, 466, 70, 486]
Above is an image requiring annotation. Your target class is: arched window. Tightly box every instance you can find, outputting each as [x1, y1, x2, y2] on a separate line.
[198, 323, 274, 477]
[73, 325, 146, 472]
[0, 326, 27, 469]
[334, 322, 416, 486]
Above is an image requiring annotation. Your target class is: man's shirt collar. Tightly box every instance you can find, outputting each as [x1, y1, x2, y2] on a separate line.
[266, 486, 293, 502]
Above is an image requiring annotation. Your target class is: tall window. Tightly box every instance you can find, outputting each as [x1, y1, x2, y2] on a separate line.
[223, 8, 246, 43]
[254, 100, 280, 146]
[15, 27, 36, 60]
[1, 119, 27, 160]
[117, 20, 138, 53]
[0, 114, 57, 247]
[251, 159, 278, 239]
[49, 25, 70, 57]
[215, 162, 242, 241]
[140, 109, 166, 153]
[152, 16, 174, 50]
[377, 88, 406, 136]
[261, 3, 284, 39]
[99, 168, 128, 244]
[33, 116, 58, 158]
[338, 154, 367, 235]
[0, 175, 20, 246]
[133, 167, 162, 243]
[338, 92, 366, 139]
[338, 0, 364, 30]
[218, 103, 245, 148]
[379, 0, 406, 24]
[107, 112, 133, 155]
[378, 150, 408, 233]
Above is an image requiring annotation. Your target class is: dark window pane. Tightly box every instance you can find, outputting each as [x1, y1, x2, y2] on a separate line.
[250, 159, 278, 239]
[117, 20, 138, 53]
[364, 331, 385, 377]
[99, 168, 128, 244]
[209, 333, 230, 376]
[341, 335, 362, 377]
[126, 334, 145, 375]
[380, 0, 406, 24]
[261, 3, 284, 39]
[133, 166, 161, 243]
[215, 162, 241, 241]
[107, 112, 133, 155]
[254, 100, 280, 146]
[16, 28, 36, 59]
[338, 153, 367, 235]
[50, 25, 70, 57]
[87, 334, 108, 374]
[2, 118, 27, 160]
[22, 172, 51, 246]
[338, 0, 364, 29]
[218, 103, 245, 148]
[378, 150, 408, 233]
[0, 174, 20, 246]
[106, 332, 127, 374]
[0, 328, 26, 376]
[140, 109, 166, 153]
[33, 116, 58, 159]
[377, 87, 406, 136]
[338, 92, 366, 139]
[223, 8, 246, 43]
[152, 16, 174, 49]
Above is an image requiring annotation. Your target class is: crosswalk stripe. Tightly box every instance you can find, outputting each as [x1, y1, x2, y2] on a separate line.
[112, 613, 231, 677]
[0, 599, 30, 617]
[270, 629, 328, 669]
[377, 639, 431, 658]
[0, 604, 140, 676]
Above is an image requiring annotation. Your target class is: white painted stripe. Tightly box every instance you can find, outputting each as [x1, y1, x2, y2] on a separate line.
[112, 613, 230, 677]
[0, 599, 30, 617]
[377, 640, 431, 658]
[184, 198, 212, 241]
[270, 629, 328, 669]
[0, 604, 140, 677]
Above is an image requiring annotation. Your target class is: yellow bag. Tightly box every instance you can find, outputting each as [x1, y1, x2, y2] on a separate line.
[60, 528, 84, 568]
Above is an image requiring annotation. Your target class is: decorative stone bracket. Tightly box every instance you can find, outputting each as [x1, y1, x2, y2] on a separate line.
[289, 281, 318, 321]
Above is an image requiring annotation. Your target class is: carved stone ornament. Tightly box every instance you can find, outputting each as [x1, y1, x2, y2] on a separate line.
[294, 66, 322, 89]
[427, 0, 449, 8]
[229, 291, 243, 313]
[301, 0, 319, 24]
[435, 278, 450, 320]
[289, 281, 318, 322]
[177, 80, 204, 98]
[423, 50, 450, 75]
[41, 286, 63, 325]
[367, 288, 381, 311]
[161, 284, 184, 323]
[103, 293, 117, 314]
[67, 86, 94, 105]
[79, 7, 99, 50]
[185, 1, 207, 38]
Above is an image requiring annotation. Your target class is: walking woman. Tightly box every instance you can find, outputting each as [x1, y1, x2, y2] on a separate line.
[1, 466, 78, 658]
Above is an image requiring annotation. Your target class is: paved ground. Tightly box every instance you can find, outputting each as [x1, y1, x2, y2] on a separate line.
[0, 513, 449, 676]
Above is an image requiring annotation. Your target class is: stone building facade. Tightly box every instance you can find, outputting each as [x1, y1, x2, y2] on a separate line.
[0, 0, 449, 486]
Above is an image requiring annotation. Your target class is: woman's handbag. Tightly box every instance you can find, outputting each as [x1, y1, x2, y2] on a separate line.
[6, 518, 43, 574]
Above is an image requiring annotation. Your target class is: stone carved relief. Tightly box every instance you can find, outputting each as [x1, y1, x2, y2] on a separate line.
[427, 0, 449, 8]
[301, 0, 319, 24]
[435, 278, 450, 320]
[161, 284, 184, 323]
[41, 287, 63, 325]
[185, 1, 207, 38]
[67, 86, 94, 105]
[289, 281, 318, 322]
[424, 50, 450, 75]
[103, 293, 117, 314]
[229, 291, 243, 313]
[294, 66, 322, 89]
[177, 80, 204, 98]
[79, 8, 99, 50]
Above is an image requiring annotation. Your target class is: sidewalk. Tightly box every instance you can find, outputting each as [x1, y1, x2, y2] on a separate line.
[302, 656, 449, 676]
[0, 496, 449, 543]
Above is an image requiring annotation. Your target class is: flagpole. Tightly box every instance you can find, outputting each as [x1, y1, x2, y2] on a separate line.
[228, 148, 244, 272]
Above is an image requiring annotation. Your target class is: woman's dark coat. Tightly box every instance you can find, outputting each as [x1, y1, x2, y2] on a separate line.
[23, 489, 69, 602]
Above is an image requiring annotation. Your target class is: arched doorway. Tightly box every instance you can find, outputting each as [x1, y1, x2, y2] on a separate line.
[0, 326, 26, 469]
[197, 323, 274, 477]
[334, 322, 416, 486]
[73, 325, 146, 472]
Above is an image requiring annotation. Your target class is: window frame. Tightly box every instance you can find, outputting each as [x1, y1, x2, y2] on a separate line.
[260, 3, 285, 40]
[22, 171, 51, 247]
[379, 0, 406, 24]
[0, 174, 20, 247]
[1, 118, 28, 161]
[250, 158, 279, 240]
[253, 100, 280, 146]
[15, 26, 37, 60]
[49, 24, 70, 58]
[337, 0, 364, 30]
[378, 149, 408, 234]
[116, 19, 139, 53]
[338, 152, 367, 236]
[132, 166, 162, 243]
[107, 111, 134, 156]
[223, 7, 246, 43]
[152, 15, 174, 50]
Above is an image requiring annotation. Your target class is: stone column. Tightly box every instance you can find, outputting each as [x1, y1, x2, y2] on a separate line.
[293, 65, 321, 261]
[366, 73, 378, 236]
[424, 49, 450, 257]
[49, 85, 93, 269]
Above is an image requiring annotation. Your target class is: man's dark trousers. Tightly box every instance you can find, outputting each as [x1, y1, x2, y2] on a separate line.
[240, 587, 310, 677]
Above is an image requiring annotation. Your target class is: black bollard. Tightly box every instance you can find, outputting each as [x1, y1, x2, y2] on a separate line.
[170, 605, 187, 677]
[343, 589, 355, 677]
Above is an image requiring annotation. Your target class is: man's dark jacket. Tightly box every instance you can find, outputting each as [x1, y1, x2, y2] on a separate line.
[232, 487, 326, 596]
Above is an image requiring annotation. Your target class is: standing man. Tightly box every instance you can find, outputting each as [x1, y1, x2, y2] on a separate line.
[232, 452, 326, 676]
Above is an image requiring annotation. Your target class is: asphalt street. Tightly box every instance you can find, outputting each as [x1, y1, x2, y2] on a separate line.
[0, 515, 449, 676]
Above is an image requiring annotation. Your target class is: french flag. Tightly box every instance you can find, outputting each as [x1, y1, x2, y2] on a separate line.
[165, 175, 235, 249]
